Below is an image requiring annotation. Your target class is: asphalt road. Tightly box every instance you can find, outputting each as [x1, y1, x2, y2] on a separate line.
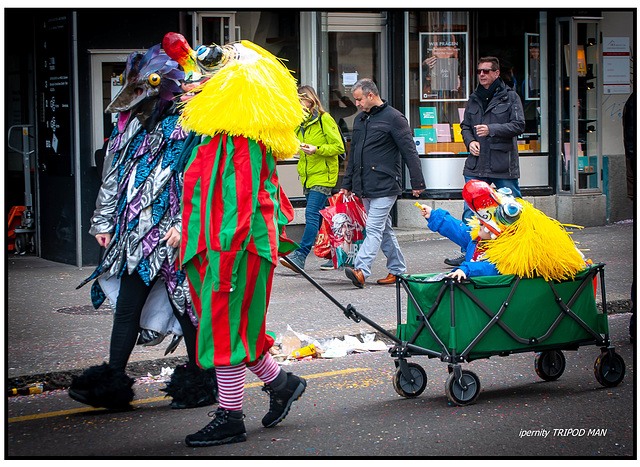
[6, 313, 634, 458]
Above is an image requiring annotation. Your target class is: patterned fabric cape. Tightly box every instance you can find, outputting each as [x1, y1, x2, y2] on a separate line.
[78, 113, 194, 324]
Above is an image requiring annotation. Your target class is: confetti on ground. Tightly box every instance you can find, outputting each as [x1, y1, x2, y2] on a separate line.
[135, 367, 174, 385]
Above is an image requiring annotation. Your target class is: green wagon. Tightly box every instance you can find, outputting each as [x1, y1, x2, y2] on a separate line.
[389, 263, 626, 405]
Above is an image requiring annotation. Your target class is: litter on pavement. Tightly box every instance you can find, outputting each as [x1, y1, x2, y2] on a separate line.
[272, 325, 389, 362]
[125, 327, 389, 384]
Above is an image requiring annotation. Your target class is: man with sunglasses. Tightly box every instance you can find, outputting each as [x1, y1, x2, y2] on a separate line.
[444, 56, 525, 267]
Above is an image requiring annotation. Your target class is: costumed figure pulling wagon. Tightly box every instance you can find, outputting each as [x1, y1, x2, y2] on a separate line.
[162, 32, 308, 447]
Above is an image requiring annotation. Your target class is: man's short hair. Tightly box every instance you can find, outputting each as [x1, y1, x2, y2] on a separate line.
[353, 78, 380, 97]
[478, 56, 500, 71]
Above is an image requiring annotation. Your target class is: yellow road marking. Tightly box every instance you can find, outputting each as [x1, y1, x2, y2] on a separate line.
[8, 367, 368, 423]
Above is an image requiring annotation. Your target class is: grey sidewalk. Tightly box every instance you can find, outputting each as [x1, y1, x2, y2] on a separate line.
[5, 220, 634, 389]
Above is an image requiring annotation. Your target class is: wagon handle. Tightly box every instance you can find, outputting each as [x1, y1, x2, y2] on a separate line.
[281, 255, 400, 343]
[281, 255, 351, 314]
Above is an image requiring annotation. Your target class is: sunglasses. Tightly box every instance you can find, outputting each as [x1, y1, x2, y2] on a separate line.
[477, 68, 496, 75]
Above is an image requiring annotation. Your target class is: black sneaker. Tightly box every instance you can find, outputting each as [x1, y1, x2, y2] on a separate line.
[184, 407, 247, 447]
[319, 259, 334, 270]
[444, 253, 465, 267]
[261, 372, 307, 428]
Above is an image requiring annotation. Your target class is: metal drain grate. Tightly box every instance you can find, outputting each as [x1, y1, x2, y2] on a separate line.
[55, 304, 114, 315]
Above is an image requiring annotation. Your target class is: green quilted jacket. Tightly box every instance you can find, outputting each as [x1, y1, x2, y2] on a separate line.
[295, 110, 344, 189]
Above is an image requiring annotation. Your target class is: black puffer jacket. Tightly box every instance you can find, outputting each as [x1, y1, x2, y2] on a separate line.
[342, 101, 425, 198]
[460, 79, 525, 179]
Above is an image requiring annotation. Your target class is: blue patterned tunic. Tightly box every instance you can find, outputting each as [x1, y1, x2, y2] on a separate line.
[79, 113, 195, 325]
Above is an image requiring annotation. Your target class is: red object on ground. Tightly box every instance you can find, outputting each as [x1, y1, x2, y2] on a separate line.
[7, 205, 25, 251]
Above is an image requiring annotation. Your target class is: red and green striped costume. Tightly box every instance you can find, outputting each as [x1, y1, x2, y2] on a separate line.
[179, 133, 295, 368]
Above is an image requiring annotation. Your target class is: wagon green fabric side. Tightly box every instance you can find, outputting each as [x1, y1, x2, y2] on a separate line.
[397, 267, 607, 359]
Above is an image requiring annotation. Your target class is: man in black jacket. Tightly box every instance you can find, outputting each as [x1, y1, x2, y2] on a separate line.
[444, 56, 525, 267]
[341, 78, 425, 288]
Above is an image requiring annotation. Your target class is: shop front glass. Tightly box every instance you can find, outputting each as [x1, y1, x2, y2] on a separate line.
[198, 11, 300, 73]
[407, 10, 548, 196]
[557, 18, 601, 194]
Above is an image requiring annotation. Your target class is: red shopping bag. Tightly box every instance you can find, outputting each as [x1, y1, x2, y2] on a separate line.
[319, 194, 367, 268]
[313, 219, 332, 259]
[314, 194, 341, 259]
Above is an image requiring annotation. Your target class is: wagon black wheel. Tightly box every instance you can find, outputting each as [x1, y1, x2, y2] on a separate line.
[445, 370, 481, 406]
[594, 351, 625, 387]
[534, 350, 566, 381]
[392, 363, 427, 398]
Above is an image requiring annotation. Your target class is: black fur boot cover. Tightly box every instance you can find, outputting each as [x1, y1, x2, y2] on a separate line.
[161, 363, 219, 409]
[68, 363, 135, 410]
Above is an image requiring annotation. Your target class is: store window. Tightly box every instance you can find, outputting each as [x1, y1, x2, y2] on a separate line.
[235, 11, 300, 75]
[196, 11, 300, 75]
[199, 13, 233, 45]
[556, 18, 601, 194]
[89, 52, 133, 162]
[407, 11, 548, 194]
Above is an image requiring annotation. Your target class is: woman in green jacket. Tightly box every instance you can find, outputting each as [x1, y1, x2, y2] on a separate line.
[280, 85, 345, 272]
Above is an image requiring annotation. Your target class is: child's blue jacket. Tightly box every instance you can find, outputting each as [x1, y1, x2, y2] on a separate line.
[426, 208, 500, 278]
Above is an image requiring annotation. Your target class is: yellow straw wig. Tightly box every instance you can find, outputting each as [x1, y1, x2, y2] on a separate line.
[178, 41, 305, 160]
[482, 200, 586, 281]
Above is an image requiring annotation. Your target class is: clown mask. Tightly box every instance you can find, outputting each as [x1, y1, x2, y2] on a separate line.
[462, 180, 522, 239]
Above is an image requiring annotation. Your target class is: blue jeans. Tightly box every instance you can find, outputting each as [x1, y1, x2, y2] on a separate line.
[354, 195, 406, 279]
[297, 190, 328, 258]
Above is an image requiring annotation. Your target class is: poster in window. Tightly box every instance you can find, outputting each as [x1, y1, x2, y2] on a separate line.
[419, 32, 468, 102]
[525, 33, 540, 100]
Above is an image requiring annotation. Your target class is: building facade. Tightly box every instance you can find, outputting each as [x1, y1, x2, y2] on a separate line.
[4, 8, 635, 266]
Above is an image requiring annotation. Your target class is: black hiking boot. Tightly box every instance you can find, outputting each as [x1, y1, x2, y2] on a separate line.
[261, 372, 307, 428]
[444, 253, 465, 267]
[184, 407, 247, 447]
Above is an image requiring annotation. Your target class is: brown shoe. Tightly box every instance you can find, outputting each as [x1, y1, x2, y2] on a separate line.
[376, 273, 397, 285]
[345, 267, 365, 288]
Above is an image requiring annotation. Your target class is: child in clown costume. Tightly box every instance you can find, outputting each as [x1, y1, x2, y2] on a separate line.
[419, 179, 588, 282]
[162, 32, 308, 447]
[419, 203, 499, 281]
